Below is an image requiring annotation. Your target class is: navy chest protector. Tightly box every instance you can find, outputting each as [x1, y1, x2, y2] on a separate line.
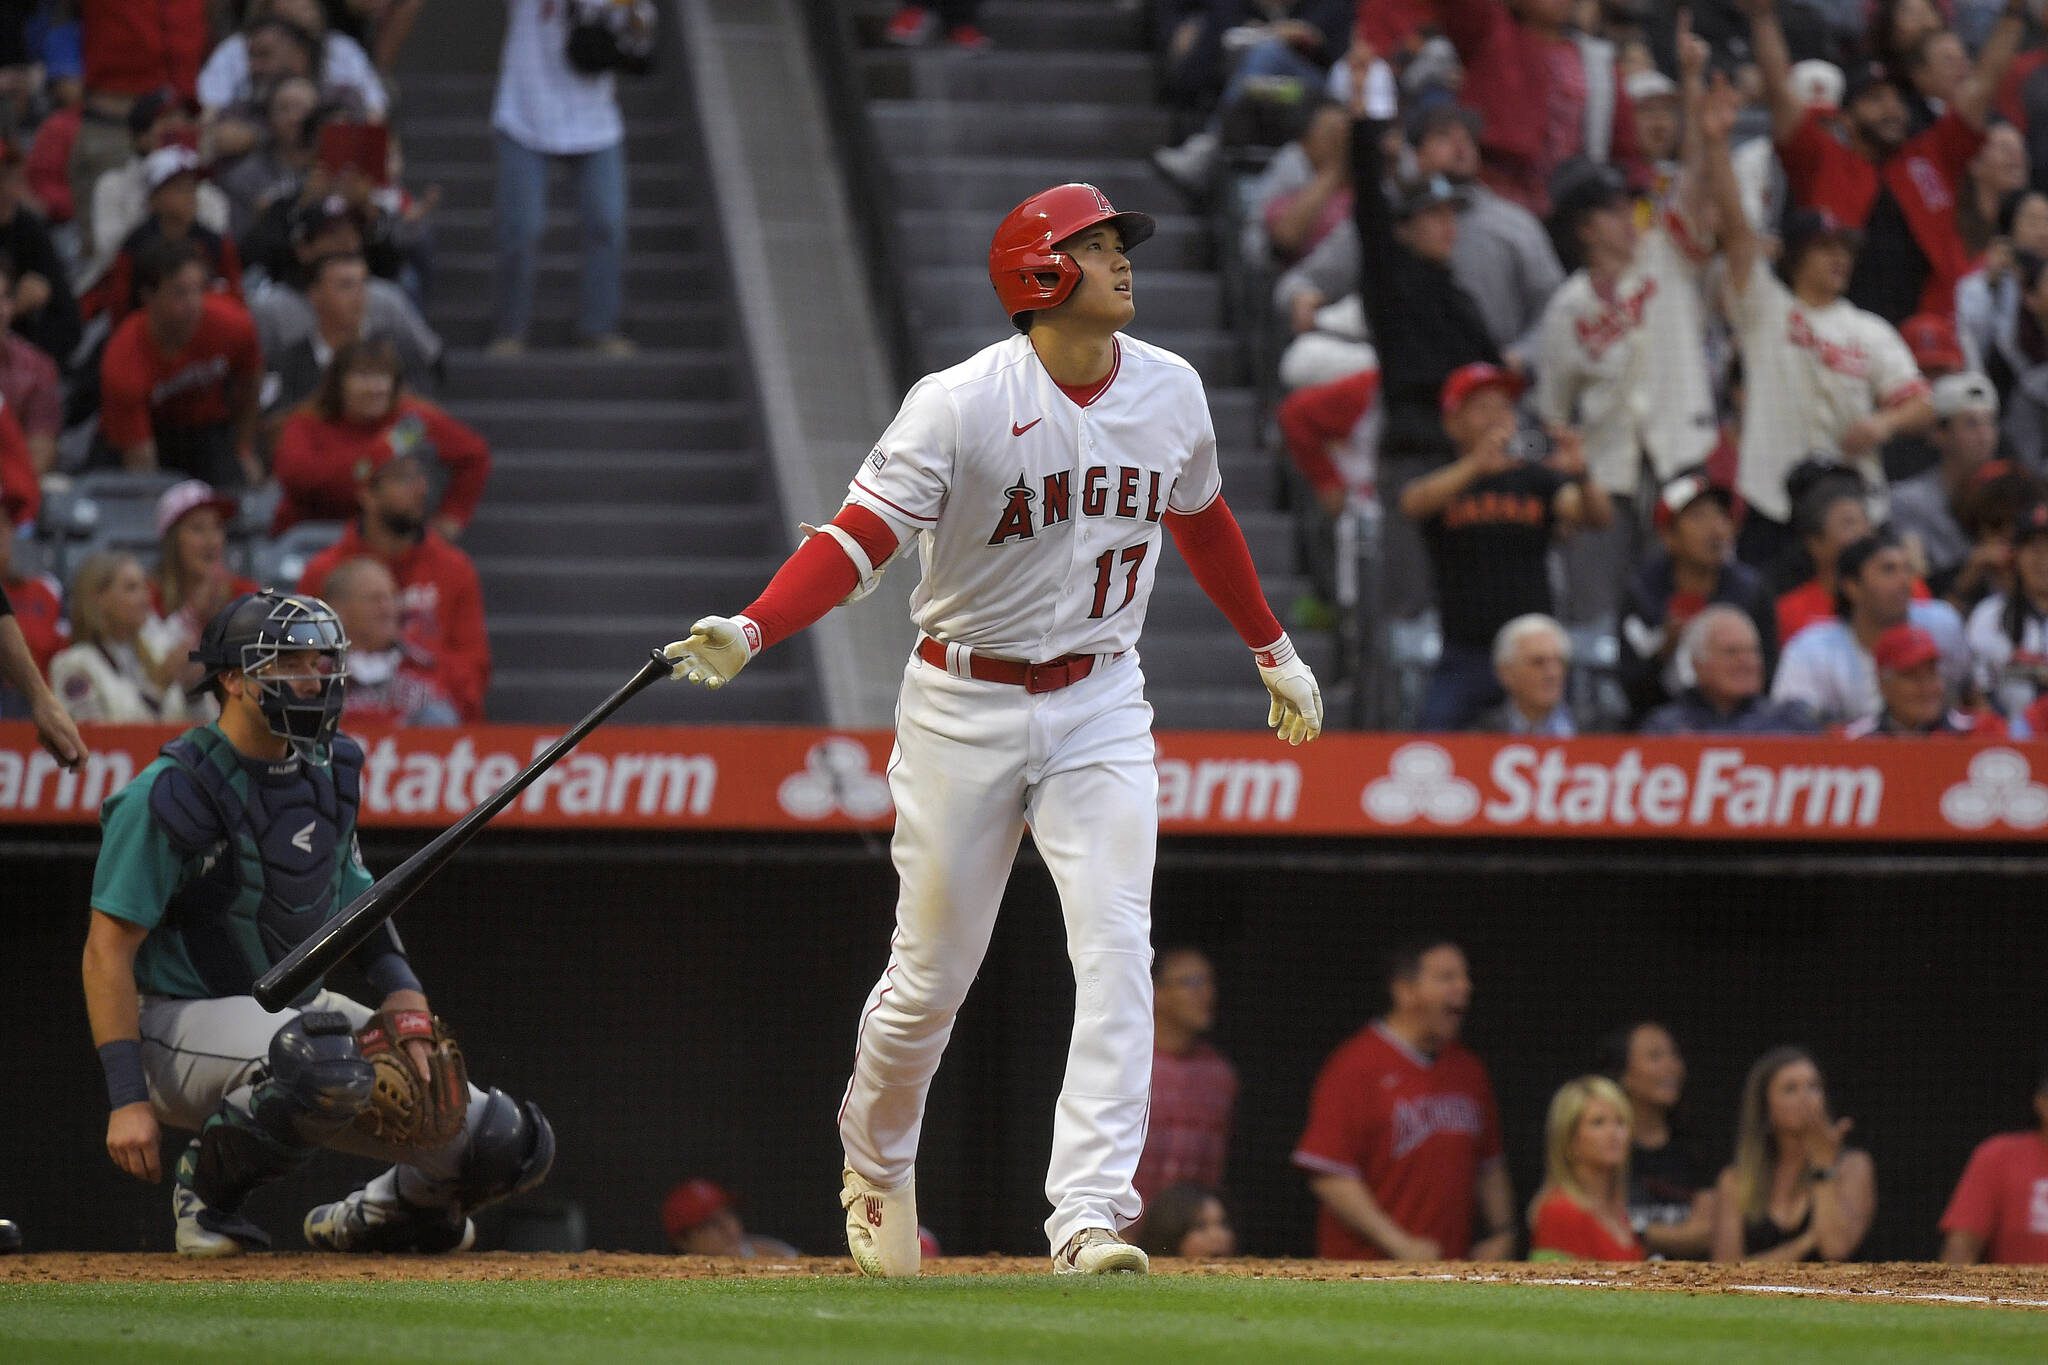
[149, 730, 365, 998]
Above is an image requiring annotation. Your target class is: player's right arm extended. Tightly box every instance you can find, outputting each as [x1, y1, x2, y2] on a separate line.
[82, 909, 161, 1182]
[1306, 1173, 1440, 1261]
[664, 505, 901, 687]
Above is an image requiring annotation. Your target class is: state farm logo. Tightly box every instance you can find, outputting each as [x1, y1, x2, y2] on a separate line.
[1364, 743, 1479, 825]
[778, 737, 892, 820]
[1939, 750, 2048, 831]
[1361, 743, 1885, 830]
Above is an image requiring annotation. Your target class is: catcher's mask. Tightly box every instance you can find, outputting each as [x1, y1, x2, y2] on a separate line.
[191, 590, 351, 761]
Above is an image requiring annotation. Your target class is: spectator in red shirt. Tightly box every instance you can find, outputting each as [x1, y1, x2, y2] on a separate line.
[1293, 938, 1514, 1261]
[1527, 1075, 1645, 1262]
[0, 255, 66, 478]
[0, 520, 66, 683]
[1941, 1060, 2048, 1265]
[1134, 947, 1238, 1205]
[98, 145, 244, 324]
[24, 78, 82, 227]
[69, 0, 208, 277]
[98, 238, 264, 488]
[0, 576, 85, 762]
[1430, 0, 1645, 216]
[1132, 1183, 1237, 1260]
[0, 391, 34, 528]
[1774, 469, 1933, 643]
[1710, 1047, 1876, 1262]
[1748, 0, 2024, 322]
[271, 336, 489, 537]
[298, 443, 490, 721]
[324, 555, 458, 727]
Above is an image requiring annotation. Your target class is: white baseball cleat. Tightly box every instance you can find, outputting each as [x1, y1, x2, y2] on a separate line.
[840, 1165, 919, 1277]
[1053, 1227, 1149, 1275]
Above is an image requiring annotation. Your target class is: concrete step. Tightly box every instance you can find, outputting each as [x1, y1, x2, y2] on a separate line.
[1137, 627, 1337, 682]
[490, 667, 814, 724]
[869, 100, 1172, 159]
[449, 398, 752, 450]
[487, 448, 761, 505]
[882, 153, 1176, 214]
[1207, 388, 1262, 454]
[433, 251, 720, 312]
[487, 613, 803, 674]
[1147, 683, 1311, 731]
[1148, 569, 1310, 618]
[906, 265, 1221, 330]
[898, 206, 1212, 272]
[409, 158, 698, 209]
[860, 49, 1156, 105]
[850, 0, 1147, 51]
[441, 349, 740, 402]
[473, 555, 782, 615]
[431, 206, 705, 257]
[395, 73, 675, 118]
[461, 504, 772, 559]
[430, 299, 731, 350]
[399, 116, 692, 165]
[917, 328, 1248, 387]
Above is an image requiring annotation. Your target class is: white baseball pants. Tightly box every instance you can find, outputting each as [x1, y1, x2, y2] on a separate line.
[839, 649, 1157, 1255]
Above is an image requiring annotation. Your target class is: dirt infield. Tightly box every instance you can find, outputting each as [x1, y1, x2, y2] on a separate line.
[4, 1253, 2045, 1309]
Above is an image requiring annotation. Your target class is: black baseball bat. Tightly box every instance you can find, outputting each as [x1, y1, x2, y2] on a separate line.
[253, 649, 674, 1010]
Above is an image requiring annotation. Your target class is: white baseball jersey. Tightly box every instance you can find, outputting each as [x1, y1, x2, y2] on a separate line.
[1726, 257, 1929, 523]
[844, 334, 1222, 661]
[1533, 215, 1718, 496]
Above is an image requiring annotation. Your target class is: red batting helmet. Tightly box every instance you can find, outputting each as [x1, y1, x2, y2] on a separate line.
[988, 183, 1155, 332]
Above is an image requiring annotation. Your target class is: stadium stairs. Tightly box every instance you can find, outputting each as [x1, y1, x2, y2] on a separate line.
[849, 0, 1343, 728]
[388, 3, 819, 723]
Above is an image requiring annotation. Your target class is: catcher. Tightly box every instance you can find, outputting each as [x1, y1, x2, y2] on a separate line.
[79, 590, 554, 1255]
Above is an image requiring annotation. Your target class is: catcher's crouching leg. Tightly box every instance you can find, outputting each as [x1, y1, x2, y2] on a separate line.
[178, 1012, 374, 1255]
[305, 1089, 555, 1254]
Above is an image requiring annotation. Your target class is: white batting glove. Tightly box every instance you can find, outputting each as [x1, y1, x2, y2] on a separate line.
[1255, 634, 1323, 746]
[663, 615, 760, 689]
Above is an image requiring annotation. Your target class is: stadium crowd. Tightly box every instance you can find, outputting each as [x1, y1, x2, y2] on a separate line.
[1131, 0, 2048, 737]
[0, 0, 656, 737]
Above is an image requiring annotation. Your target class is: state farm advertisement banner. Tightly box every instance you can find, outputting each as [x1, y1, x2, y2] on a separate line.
[3, 723, 2046, 841]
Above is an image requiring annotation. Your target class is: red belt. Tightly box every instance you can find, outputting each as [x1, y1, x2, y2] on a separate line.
[915, 636, 1116, 694]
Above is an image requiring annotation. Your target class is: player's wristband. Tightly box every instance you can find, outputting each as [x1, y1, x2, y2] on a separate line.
[98, 1039, 149, 1110]
[1253, 633, 1297, 670]
[362, 948, 424, 999]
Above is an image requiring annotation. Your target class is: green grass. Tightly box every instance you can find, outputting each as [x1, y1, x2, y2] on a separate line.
[2, 1277, 2043, 1364]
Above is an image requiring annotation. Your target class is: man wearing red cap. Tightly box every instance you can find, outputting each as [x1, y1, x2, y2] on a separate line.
[1399, 362, 1610, 729]
[1842, 623, 2003, 736]
[299, 445, 489, 722]
[659, 182, 1321, 1279]
[660, 1179, 797, 1260]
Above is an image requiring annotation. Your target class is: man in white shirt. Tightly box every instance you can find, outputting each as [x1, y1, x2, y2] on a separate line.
[489, 0, 652, 356]
[1701, 76, 1935, 571]
[1771, 530, 1968, 727]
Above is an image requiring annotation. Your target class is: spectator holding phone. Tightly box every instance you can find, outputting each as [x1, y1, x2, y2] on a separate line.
[489, 0, 645, 355]
[1400, 364, 1611, 730]
[272, 336, 488, 536]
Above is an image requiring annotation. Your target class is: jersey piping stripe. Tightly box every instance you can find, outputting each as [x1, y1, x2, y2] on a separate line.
[851, 478, 938, 524]
[1170, 482, 1223, 517]
[838, 929, 905, 1128]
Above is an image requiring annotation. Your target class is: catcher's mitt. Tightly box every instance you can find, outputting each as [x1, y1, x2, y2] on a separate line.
[351, 1009, 470, 1148]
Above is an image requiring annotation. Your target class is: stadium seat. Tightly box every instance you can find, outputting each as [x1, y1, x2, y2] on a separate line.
[250, 521, 347, 591]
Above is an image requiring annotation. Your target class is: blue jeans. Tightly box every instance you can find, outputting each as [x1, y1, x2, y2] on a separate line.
[493, 133, 627, 342]
[1418, 640, 1504, 732]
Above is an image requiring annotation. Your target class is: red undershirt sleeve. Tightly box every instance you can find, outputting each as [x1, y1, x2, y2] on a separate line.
[738, 504, 901, 650]
[1163, 495, 1285, 651]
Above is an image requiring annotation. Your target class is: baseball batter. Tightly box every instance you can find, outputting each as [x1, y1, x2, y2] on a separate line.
[81, 591, 554, 1255]
[664, 183, 1323, 1276]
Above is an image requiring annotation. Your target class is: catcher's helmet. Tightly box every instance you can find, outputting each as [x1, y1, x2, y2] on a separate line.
[191, 589, 351, 760]
[988, 183, 1155, 333]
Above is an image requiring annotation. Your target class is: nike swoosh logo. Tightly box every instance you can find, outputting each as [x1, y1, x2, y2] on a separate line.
[1011, 418, 1043, 437]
